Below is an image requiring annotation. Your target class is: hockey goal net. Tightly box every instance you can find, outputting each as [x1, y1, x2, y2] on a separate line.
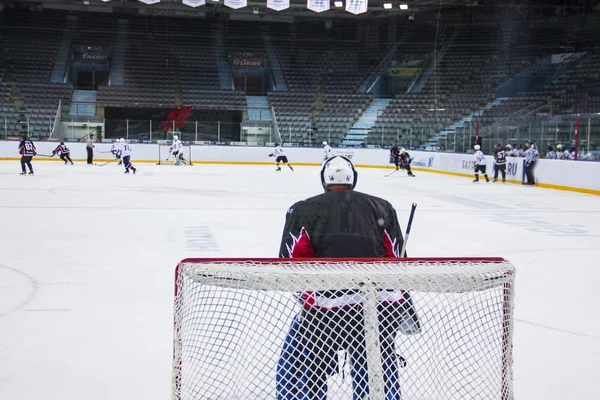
[157, 144, 193, 165]
[173, 258, 515, 400]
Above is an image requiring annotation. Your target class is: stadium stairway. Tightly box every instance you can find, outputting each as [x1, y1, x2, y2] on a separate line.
[342, 98, 391, 147]
[69, 90, 97, 117]
[408, 31, 457, 94]
[246, 96, 272, 121]
[359, 42, 399, 94]
[50, 17, 76, 83]
[212, 27, 234, 90]
[422, 97, 508, 149]
[261, 32, 288, 92]
[109, 20, 128, 86]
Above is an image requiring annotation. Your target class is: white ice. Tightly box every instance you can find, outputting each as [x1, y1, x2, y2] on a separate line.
[0, 161, 598, 400]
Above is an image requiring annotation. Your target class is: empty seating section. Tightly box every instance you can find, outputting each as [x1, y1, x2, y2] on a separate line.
[0, 10, 70, 137]
[1, 8, 598, 147]
[313, 94, 372, 144]
[371, 26, 505, 145]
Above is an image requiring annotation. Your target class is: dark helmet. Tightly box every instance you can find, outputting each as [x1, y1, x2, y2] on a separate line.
[60, 141, 65, 145]
[274, 142, 280, 147]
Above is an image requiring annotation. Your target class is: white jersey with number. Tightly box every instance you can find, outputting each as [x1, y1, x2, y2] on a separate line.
[111, 142, 121, 154]
[171, 139, 183, 153]
[474, 150, 486, 165]
[120, 143, 132, 157]
[323, 145, 333, 160]
[273, 146, 286, 157]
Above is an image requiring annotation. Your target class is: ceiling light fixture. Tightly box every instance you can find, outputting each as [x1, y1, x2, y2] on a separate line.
[399, 3, 409, 10]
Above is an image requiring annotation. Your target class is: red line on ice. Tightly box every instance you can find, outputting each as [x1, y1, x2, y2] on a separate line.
[0, 264, 39, 318]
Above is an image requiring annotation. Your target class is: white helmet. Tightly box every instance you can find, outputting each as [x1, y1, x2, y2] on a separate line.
[320, 156, 357, 192]
[474, 144, 481, 150]
[322, 141, 328, 146]
[119, 138, 125, 143]
[173, 135, 179, 141]
[400, 148, 406, 154]
[557, 144, 563, 150]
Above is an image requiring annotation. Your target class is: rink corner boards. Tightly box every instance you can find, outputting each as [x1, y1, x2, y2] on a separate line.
[2, 157, 599, 196]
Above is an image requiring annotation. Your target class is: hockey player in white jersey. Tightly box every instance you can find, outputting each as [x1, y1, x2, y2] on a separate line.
[322, 141, 333, 162]
[473, 144, 489, 182]
[111, 140, 122, 165]
[269, 143, 293, 172]
[119, 138, 137, 174]
[170, 135, 187, 165]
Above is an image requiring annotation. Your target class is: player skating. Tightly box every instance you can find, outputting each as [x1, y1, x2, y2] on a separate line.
[119, 138, 137, 174]
[269, 143, 293, 171]
[52, 142, 74, 165]
[399, 148, 415, 177]
[492, 143, 506, 182]
[390, 143, 400, 170]
[473, 144, 489, 182]
[111, 140, 122, 165]
[18, 134, 36, 175]
[322, 141, 333, 162]
[170, 135, 187, 165]
[276, 156, 420, 400]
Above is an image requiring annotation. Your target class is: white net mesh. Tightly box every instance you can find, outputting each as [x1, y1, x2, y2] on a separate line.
[173, 258, 515, 400]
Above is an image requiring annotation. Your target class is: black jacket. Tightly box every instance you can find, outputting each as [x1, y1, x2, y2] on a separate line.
[279, 189, 405, 259]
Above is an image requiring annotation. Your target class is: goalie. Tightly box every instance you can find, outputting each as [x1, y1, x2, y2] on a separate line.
[169, 135, 187, 165]
[276, 156, 420, 400]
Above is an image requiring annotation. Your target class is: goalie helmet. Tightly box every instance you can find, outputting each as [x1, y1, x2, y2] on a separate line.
[474, 144, 481, 150]
[173, 135, 179, 141]
[119, 138, 125, 143]
[320, 155, 358, 192]
[400, 148, 406, 154]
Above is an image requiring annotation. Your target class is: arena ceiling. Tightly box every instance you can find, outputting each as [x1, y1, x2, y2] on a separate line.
[2, 0, 477, 20]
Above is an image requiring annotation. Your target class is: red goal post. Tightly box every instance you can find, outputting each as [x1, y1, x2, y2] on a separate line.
[172, 257, 515, 400]
[157, 144, 193, 165]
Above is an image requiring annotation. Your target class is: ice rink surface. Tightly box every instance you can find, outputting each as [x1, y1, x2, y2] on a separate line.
[0, 160, 599, 400]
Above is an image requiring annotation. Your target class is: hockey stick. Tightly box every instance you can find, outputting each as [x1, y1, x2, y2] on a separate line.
[36, 154, 55, 157]
[385, 169, 399, 177]
[95, 159, 118, 167]
[400, 203, 417, 258]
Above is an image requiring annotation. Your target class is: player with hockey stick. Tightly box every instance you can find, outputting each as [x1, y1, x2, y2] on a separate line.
[18, 134, 36, 175]
[170, 135, 187, 165]
[390, 143, 400, 170]
[111, 140, 123, 165]
[276, 155, 420, 400]
[269, 143, 293, 171]
[119, 138, 137, 174]
[52, 142, 74, 165]
[398, 148, 415, 177]
[322, 141, 333, 162]
[473, 144, 489, 182]
[492, 143, 506, 182]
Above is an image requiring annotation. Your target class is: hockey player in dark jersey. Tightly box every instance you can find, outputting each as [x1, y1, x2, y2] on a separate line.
[492, 143, 506, 182]
[398, 148, 415, 177]
[390, 144, 400, 170]
[18, 135, 36, 175]
[276, 156, 420, 400]
[52, 142, 74, 165]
